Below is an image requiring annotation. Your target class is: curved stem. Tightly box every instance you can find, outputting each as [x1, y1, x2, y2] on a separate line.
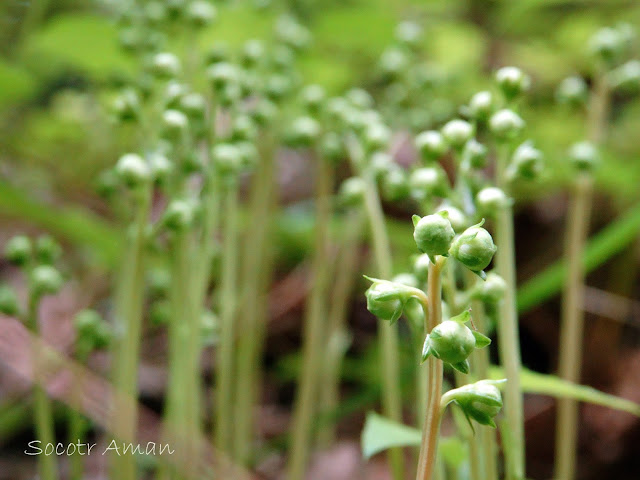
[554, 72, 609, 480]
[416, 257, 444, 480]
[287, 155, 333, 480]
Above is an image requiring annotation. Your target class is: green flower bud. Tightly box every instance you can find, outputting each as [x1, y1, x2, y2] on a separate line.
[75, 309, 110, 350]
[150, 299, 171, 326]
[30, 265, 63, 296]
[415, 130, 448, 162]
[441, 379, 504, 428]
[35, 235, 61, 265]
[206, 44, 230, 66]
[115, 153, 150, 187]
[609, 60, 640, 94]
[5, 235, 32, 266]
[218, 82, 242, 107]
[201, 309, 220, 346]
[251, 98, 277, 126]
[568, 141, 598, 172]
[509, 141, 543, 180]
[179, 93, 206, 120]
[231, 115, 257, 142]
[346, 88, 374, 110]
[476, 187, 510, 216]
[381, 167, 410, 202]
[422, 310, 491, 374]
[364, 277, 425, 324]
[161, 109, 189, 140]
[96, 169, 119, 198]
[112, 88, 141, 122]
[275, 15, 310, 51]
[556, 76, 588, 106]
[471, 271, 507, 304]
[207, 62, 239, 91]
[270, 44, 295, 71]
[589, 27, 625, 65]
[236, 141, 259, 169]
[369, 152, 394, 180]
[466, 91, 494, 121]
[362, 123, 391, 152]
[211, 143, 241, 176]
[409, 166, 450, 201]
[449, 221, 497, 277]
[462, 139, 488, 169]
[286, 116, 320, 147]
[320, 131, 345, 164]
[395, 21, 422, 48]
[148, 153, 173, 183]
[265, 74, 293, 101]
[300, 84, 326, 114]
[441, 119, 473, 150]
[379, 48, 409, 78]
[164, 81, 188, 109]
[163, 199, 197, 231]
[495, 66, 530, 101]
[437, 205, 467, 233]
[150, 52, 182, 79]
[489, 109, 525, 141]
[339, 177, 366, 207]
[186, 0, 217, 28]
[413, 213, 455, 260]
[241, 39, 265, 68]
[0, 285, 19, 316]
[413, 254, 431, 282]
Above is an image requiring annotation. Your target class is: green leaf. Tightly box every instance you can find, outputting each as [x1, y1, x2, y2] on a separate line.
[361, 411, 421, 458]
[489, 367, 640, 417]
[517, 202, 640, 313]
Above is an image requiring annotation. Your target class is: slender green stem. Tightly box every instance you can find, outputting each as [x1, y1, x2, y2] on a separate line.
[416, 257, 444, 480]
[111, 184, 152, 480]
[215, 180, 240, 451]
[494, 147, 525, 480]
[554, 72, 609, 480]
[68, 346, 90, 480]
[233, 133, 277, 464]
[348, 136, 404, 480]
[317, 210, 364, 447]
[27, 293, 58, 480]
[287, 155, 333, 480]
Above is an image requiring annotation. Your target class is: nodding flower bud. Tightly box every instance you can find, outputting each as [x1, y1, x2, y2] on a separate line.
[471, 271, 507, 304]
[369, 151, 394, 180]
[35, 235, 61, 265]
[381, 167, 410, 202]
[236, 141, 258, 169]
[379, 48, 409, 78]
[449, 220, 497, 278]
[30, 265, 63, 296]
[413, 212, 455, 261]
[320, 132, 345, 164]
[115, 153, 150, 187]
[150, 52, 181, 79]
[163, 199, 197, 231]
[300, 84, 326, 114]
[364, 276, 426, 324]
[415, 130, 448, 162]
[495, 66, 530, 101]
[409, 166, 450, 201]
[0, 285, 19, 316]
[148, 153, 173, 183]
[589, 26, 626, 65]
[74, 309, 110, 350]
[161, 109, 189, 140]
[362, 123, 391, 152]
[164, 81, 188, 109]
[231, 115, 257, 142]
[476, 187, 510, 216]
[112, 89, 141, 122]
[5, 235, 32, 266]
[556, 76, 588, 107]
[609, 60, 640, 94]
[422, 310, 491, 374]
[211, 143, 241, 177]
[286, 116, 320, 147]
[413, 254, 431, 282]
[339, 177, 366, 207]
[391, 273, 423, 329]
[441, 119, 474, 150]
[437, 205, 467, 233]
[466, 91, 494, 121]
[489, 109, 525, 141]
[346, 88, 374, 110]
[395, 20, 422, 46]
[207, 62, 239, 92]
[440, 379, 504, 428]
[179, 93, 206, 120]
[508, 141, 543, 181]
[568, 141, 599, 172]
[186, 0, 217, 28]
[251, 98, 277, 126]
[462, 139, 488, 169]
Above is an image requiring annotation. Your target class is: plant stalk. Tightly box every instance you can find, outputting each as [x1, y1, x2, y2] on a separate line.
[287, 155, 333, 480]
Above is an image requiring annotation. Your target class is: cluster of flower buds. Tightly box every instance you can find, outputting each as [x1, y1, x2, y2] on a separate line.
[440, 379, 505, 428]
[421, 310, 491, 374]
